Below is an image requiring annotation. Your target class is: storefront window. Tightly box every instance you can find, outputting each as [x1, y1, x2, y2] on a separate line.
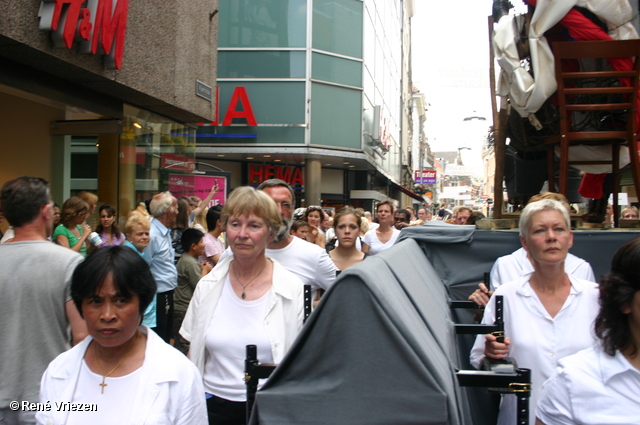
[119, 105, 196, 216]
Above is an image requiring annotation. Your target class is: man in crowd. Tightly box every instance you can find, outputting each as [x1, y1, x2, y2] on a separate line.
[144, 191, 179, 343]
[453, 206, 472, 225]
[417, 207, 432, 222]
[394, 208, 412, 230]
[258, 179, 338, 291]
[0, 177, 86, 424]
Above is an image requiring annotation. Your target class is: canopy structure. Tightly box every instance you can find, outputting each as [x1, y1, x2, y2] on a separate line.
[250, 225, 639, 425]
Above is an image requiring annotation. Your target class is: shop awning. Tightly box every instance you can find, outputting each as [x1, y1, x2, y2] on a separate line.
[393, 182, 425, 202]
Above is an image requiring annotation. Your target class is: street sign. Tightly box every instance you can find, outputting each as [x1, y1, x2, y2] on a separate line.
[414, 170, 437, 184]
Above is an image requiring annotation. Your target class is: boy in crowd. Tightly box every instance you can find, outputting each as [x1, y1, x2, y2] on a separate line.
[290, 220, 310, 241]
[174, 228, 212, 354]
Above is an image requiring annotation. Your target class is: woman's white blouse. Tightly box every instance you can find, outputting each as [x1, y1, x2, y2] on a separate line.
[536, 346, 640, 425]
[470, 274, 600, 425]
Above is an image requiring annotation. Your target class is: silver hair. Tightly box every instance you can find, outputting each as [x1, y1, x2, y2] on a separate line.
[257, 179, 295, 205]
[272, 215, 292, 243]
[519, 199, 570, 236]
[149, 191, 176, 217]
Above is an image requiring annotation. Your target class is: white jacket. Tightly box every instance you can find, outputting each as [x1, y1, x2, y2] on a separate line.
[36, 325, 207, 425]
[180, 255, 304, 378]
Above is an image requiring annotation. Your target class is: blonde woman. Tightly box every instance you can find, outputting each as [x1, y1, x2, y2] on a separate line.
[181, 187, 304, 424]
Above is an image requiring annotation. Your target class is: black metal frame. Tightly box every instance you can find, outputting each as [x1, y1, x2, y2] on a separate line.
[244, 284, 312, 422]
[452, 294, 532, 425]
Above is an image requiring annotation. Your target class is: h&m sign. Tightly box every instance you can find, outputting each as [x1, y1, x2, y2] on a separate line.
[39, 0, 129, 70]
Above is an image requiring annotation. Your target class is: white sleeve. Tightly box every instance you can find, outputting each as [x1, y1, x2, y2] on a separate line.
[175, 362, 208, 425]
[577, 262, 596, 283]
[36, 367, 52, 424]
[216, 246, 232, 265]
[536, 368, 576, 425]
[489, 259, 501, 291]
[313, 250, 339, 291]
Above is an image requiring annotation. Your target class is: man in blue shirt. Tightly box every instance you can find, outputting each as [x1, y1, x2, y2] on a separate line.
[144, 191, 178, 343]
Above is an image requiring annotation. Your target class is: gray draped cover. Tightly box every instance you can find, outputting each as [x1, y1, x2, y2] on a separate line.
[250, 225, 639, 425]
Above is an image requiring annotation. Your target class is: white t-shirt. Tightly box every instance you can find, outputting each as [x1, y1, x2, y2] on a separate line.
[536, 346, 640, 425]
[66, 360, 142, 425]
[218, 237, 338, 291]
[470, 274, 600, 425]
[203, 275, 273, 401]
[490, 247, 596, 290]
[362, 228, 400, 255]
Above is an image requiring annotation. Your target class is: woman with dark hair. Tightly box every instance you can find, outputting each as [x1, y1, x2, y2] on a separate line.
[536, 237, 640, 424]
[362, 201, 399, 255]
[96, 204, 124, 248]
[200, 205, 224, 267]
[54, 196, 92, 257]
[52, 203, 61, 228]
[304, 206, 326, 249]
[37, 246, 207, 425]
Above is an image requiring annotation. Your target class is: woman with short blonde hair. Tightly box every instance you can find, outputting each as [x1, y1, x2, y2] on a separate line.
[181, 186, 304, 424]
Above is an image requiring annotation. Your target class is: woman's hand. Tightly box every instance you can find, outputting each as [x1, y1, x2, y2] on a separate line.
[201, 262, 213, 277]
[484, 334, 510, 360]
[80, 223, 92, 240]
[468, 283, 493, 307]
[307, 225, 318, 243]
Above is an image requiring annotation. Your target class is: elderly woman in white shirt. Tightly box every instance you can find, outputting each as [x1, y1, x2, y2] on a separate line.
[181, 186, 304, 425]
[536, 237, 640, 425]
[470, 199, 600, 425]
[37, 246, 207, 425]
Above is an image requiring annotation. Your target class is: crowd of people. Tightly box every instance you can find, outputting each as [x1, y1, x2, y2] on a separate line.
[1, 175, 639, 425]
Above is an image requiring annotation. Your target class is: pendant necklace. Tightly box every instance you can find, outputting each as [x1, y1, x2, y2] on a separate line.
[235, 261, 267, 299]
[93, 331, 139, 394]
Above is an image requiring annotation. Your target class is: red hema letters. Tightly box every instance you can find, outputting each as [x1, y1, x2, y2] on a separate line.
[39, 0, 129, 70]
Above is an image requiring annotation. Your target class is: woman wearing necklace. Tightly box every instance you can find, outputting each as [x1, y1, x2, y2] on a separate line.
[181, 186, 305, 425]
[96, 204, 125, 248]
[37, 246, 207, 425]
[361, 201, 400, 255]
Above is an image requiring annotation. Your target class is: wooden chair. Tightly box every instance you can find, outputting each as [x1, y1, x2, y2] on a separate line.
[545, 39, 640, 227]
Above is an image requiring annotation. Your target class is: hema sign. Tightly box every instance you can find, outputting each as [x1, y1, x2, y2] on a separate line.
[39, 0, 129, 70]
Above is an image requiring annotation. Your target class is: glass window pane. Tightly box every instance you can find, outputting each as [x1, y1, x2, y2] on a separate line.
[310, 83, 362, 149]
[313, 0, 363, 58]
[312, 53, 362, 87]
[218, 51, 306, 78]
[219, 0, 307, 48]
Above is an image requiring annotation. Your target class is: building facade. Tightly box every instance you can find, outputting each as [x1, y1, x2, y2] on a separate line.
[0, 0, 218, 230]
[196, 0, 419, 211]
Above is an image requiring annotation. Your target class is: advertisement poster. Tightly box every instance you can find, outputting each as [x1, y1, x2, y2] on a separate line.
[168, 173, 227, 207]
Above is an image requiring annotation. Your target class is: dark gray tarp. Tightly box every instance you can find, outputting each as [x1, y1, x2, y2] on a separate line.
[250, 225, 640, 425]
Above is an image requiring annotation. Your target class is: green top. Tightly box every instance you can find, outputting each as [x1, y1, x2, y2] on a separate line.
[53, 224, 87, 258]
